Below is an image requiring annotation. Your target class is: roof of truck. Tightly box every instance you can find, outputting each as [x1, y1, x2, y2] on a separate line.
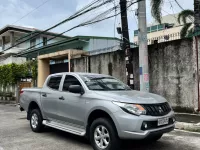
[50, 72, 110, 77]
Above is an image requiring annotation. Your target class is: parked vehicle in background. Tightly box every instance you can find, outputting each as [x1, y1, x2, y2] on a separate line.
[19, 72, 175, 150]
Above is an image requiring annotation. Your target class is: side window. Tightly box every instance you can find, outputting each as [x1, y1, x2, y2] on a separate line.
[47, 76, 62, 90]
[63, 75, 81, 91]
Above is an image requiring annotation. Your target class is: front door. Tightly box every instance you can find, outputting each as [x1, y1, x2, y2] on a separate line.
[41, 75, 63, 120]
[56, 75, 86, 127]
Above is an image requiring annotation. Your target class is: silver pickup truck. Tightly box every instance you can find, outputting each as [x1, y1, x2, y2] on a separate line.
[20, 72, 175, 150]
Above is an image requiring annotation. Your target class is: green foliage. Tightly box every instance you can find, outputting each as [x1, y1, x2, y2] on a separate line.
[177, 9, 194, 38]
[0, 60, 37, 86]
[178, 9, 194, 24]
[180, 23, 193, 38]
[150, 0, 164, 24]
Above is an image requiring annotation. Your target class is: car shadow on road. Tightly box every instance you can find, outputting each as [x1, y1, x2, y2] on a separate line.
[41, 127, 171, 150]
[40, 128, 198, 150]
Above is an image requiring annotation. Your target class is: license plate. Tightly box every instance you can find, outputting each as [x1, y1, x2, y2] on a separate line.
[158, 117, 169, 126]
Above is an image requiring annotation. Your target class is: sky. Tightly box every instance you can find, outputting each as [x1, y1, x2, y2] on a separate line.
[0, 0, 194, 40]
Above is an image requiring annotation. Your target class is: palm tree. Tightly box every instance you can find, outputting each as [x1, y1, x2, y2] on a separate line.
[178, 10, 194, 38]
[150, 0, 194, 38]
[150, 0, 164, 24]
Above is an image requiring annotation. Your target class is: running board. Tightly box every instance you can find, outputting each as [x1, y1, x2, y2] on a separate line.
[42, 120, 86, 136]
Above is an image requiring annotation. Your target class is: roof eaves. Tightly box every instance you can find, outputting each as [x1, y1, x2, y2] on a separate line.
[17, 37, 80, 56]
[75, 35, 120, 41]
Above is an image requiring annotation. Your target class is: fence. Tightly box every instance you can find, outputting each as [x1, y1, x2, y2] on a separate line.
[0, 84, 16, 101]
[0, 82, 32, 102]
[134, 32, 181, 46]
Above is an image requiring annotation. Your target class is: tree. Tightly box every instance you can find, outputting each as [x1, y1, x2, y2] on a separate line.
[178, 10, 194, 38]
[150, 0, 194, 38]
[150, 0, 164, 24]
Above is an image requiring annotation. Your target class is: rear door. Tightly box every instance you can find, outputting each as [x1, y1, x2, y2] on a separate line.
[56, 75, 86, 127]
[41, 75, 63, 120]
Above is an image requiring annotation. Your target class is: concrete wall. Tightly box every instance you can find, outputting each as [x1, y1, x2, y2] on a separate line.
[149, 39, 196, 112]
[71, 38, 198, 112]
[72, 51, 126, 83]
[133, 38, 197, 112]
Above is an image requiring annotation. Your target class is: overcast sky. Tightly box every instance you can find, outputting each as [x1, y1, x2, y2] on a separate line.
[0, 0, 193, 41]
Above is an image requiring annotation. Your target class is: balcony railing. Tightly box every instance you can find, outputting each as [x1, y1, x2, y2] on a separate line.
[133, 32, 181, 47]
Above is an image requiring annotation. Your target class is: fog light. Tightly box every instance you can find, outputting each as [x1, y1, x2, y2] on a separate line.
[143, 122, 148, 129]
[172, 117, 176, 123]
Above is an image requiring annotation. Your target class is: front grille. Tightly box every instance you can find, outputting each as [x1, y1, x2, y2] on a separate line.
[142, 102, 171, 116]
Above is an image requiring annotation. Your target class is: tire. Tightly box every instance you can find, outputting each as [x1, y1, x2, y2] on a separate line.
[90, 118, 120, 150]
[30, 109, 44, 133]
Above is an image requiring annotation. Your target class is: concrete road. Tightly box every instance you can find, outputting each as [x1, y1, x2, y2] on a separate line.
[0, 104, 200, 150]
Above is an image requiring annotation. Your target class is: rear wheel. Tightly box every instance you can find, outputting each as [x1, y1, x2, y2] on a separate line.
[90, 118, 120, 150]
[30, 109, 43, 132]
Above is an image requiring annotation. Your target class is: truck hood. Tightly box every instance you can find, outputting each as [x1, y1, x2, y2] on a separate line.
[94, 90, 167, 104]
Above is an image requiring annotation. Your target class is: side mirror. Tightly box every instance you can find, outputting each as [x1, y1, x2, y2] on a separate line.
[69, 85, 84, 94]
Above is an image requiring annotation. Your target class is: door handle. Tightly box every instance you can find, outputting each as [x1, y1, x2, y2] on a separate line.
[42, 93, 47, 97]
[59, 96, 65, 100]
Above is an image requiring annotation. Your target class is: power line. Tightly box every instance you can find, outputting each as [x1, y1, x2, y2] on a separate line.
[174, 0, 193, 22]
[162, 9, 178, 20]
[3, 0, 110, 52]
[174, 0, 184, 10]
[12, 0, 51, 25]
[168, 0, 175, 16]
[129, 8, 138, 25]
[18, 5, 120, 55]
[16, 0, 101, 41]
[17, 0, 140, 56]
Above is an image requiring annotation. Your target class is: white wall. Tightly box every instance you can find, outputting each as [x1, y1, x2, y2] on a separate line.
[0, 56, 26, 66]
[88, 39, 120, 51]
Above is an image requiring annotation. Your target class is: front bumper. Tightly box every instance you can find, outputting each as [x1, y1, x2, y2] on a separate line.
[111, 110, 175, 140]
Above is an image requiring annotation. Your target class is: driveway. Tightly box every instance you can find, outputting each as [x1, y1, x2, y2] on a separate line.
[0, 104, 200, 150]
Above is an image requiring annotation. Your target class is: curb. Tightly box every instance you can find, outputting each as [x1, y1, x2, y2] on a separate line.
[0, 101, 17, 106]
[175, 122, 200, 132]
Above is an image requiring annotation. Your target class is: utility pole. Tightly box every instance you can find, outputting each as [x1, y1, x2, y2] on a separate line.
[194, 0, 200, 32]
[138, 0, 149, 92]
[120, 0, 134, 89]
[194, 0, 200, 111]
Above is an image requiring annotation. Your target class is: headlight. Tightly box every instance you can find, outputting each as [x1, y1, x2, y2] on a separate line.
[113, 102, 146, 116]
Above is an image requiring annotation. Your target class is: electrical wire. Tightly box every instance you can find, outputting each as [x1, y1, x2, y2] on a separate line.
[12, 0, 51, 25]
[17, 5, 120, 55]
[16, 0, 141, 56]
[15, 0, 101, 41]
[3, 0, 114, 52]
[174, 0, 193, 22]
[162, 9, 178, 20]
[174, 0, 184, 10]
[129, 8, 138, 25]
[168, 0, 176, 16]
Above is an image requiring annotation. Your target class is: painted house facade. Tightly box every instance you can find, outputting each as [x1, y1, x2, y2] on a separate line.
[0, 25, 69, 65]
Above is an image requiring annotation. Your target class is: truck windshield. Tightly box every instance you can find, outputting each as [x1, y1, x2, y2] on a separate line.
[80, 75, 131, 91]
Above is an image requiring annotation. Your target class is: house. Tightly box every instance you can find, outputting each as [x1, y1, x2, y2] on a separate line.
[0, 25, 69, 65]
[15, 35, 125, 87]
[133, 13, 193, 46]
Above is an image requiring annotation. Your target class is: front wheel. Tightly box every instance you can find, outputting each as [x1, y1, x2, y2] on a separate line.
[90, 118, 120, 150]
[30, 109, 44, 132]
